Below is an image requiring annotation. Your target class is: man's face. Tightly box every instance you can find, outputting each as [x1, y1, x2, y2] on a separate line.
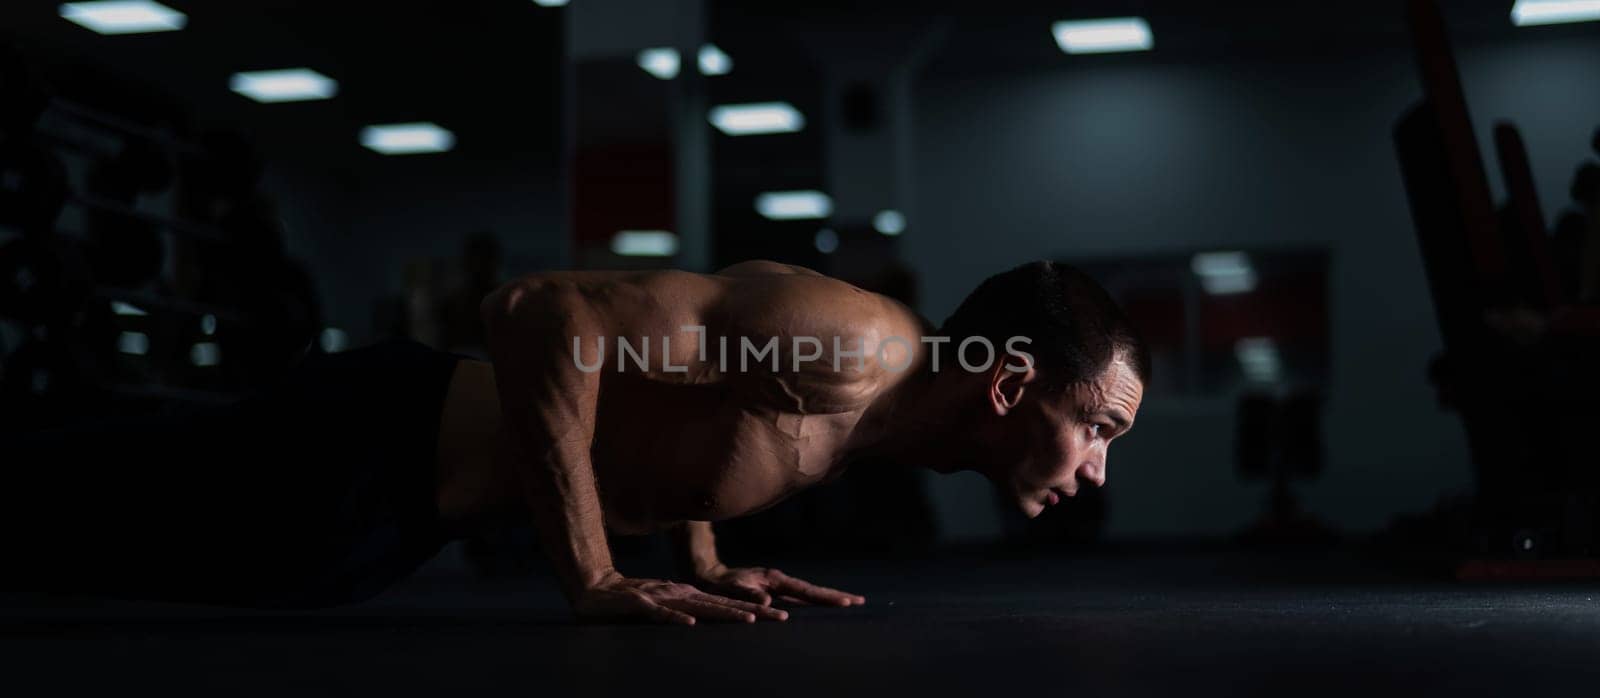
[979, 356, 1143, 518]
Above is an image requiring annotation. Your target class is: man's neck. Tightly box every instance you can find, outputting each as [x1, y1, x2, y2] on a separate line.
[840, 357, 951, 473]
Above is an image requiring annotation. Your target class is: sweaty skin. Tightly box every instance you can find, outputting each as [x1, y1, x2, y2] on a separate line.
[432, 261, 1142, 625]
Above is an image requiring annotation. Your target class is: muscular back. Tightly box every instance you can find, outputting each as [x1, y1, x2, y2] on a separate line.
[436, 262, 927, 534]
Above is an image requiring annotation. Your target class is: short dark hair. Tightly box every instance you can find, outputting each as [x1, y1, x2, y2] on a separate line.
[938, 261, 1150, 391]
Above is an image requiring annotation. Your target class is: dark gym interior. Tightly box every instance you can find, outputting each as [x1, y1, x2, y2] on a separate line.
[3, 1, 1599, 694]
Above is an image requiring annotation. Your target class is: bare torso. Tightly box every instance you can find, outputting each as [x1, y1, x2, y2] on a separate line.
[434, 262, 927, 535]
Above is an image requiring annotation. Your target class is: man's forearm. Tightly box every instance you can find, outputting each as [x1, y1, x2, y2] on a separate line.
[673, 521, 724, 578]
[521, 438, 615, 596]
[483, 283, 615, 600]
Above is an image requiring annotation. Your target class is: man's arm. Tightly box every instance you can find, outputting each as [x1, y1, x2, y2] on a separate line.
[673, 520, 724, 579]
[480, 277, 786, 625]
[480, 281, 611, 595]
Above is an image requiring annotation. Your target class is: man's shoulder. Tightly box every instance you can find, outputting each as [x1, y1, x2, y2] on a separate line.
[499, 263, 924, 369]
[715, 259, 825, 278]
[711, 264, 917, 339]
[701, 264, 926, 415]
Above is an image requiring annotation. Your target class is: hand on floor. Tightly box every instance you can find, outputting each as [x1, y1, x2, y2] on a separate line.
[574, 573, 789, 626]
[694, 565, 867, 609]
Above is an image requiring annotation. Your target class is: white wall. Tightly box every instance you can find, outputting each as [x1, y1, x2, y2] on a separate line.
[909, 34, 1600, 539]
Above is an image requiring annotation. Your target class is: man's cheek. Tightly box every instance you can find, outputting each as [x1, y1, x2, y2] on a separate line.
[1023, 457, 1058, 488]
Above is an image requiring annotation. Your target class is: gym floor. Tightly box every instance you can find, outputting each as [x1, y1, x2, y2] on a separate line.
[6, 549, 1598, 696]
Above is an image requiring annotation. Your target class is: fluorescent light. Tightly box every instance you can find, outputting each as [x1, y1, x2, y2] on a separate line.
[531, 0, 569, 6]
[320, 327, 349, 353]
[873, 209, 906, 236]
[1512, 0, 1600, 25]
[360, 123, 455, 155]
[1191, 251, 1257, 295]
[60, 1, 186, 35]
[639, 46, 731, 79]
[110, 300, 147, 316]
[1235, 337, 1281, 383]
[638, 48, 680, 80]
[190, 342, 220, 367]
[1235, 338, 1278, 363]
[699, 44, 733, 76]
[229, 68, 338, 103]
[814, 228, 839, 254]
[1191, 251, 1251, 277]
[709, 102, 805, 136]
[201, 314, 217, 335]
[1052, 17, 1153, 55]
[611, 230, 679, 257]
[756, 191, 832, 220]
[117, 331, 148, 355]
[1199, 272, 1256, 295]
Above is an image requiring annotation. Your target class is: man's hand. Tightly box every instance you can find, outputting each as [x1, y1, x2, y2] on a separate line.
[694, 565, 867, 608]
[575, 573, 791, 626]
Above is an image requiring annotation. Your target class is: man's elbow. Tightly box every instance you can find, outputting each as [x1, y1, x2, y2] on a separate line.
[479, 283, 525, 330]
[481, 280, 592, 341]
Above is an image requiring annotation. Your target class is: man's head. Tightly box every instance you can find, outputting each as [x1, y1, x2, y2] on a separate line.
[933, 261, 1149, 518]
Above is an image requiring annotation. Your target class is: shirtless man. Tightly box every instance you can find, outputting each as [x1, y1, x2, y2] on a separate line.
[437, 259, 1147, 624]
[5, 260, 1147, 622]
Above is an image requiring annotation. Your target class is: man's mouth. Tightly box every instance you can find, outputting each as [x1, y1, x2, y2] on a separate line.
[1044, 490, 1060, 506]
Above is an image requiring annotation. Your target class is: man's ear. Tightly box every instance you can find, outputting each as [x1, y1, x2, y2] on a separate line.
[988, 360, 1038, 416]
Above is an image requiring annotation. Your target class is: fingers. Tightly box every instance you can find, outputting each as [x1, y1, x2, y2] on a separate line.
[664, 592, 789, 623]
[640, 601, 697, 626]
[583, 578, 796, 626]
[718, 583, 773, 606]
[699, 592, 789, 621]
[772, 573, 867, 607]
[663, 597, 759, 623]
[583, 576, 842, 625]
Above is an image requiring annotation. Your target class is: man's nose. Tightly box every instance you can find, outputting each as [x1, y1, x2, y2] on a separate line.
[1078, 461, 1106, 488]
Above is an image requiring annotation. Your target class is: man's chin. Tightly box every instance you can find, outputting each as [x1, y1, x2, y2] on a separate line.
[1018, 496, 1045, 519]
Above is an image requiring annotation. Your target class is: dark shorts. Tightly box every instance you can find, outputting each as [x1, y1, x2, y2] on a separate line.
[2, 339, 461, 608]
